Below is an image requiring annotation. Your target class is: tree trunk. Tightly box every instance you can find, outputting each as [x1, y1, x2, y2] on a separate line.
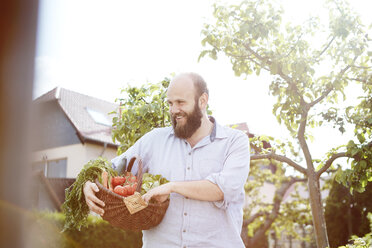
[243, 178, 300, 247]
[347, 194, 353, 238]
[301, 225, 306, 248]
[307, 171, 329, 247]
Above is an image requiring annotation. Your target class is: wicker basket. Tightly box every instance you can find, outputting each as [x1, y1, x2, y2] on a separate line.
[95, 156, 170, 231]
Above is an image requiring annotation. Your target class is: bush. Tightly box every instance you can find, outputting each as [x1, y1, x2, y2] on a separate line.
[325, 181, 372, 247]
[337, 213, 372, 248]
[28, 211, 142, 248]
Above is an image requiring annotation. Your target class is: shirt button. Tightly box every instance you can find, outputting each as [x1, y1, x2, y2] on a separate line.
[188, 152, 191, 155]
[187, 167, 190, 170]
[185, 197, 189, 199]
[183, 229, 186, 232]
[184, 212, 187, 216]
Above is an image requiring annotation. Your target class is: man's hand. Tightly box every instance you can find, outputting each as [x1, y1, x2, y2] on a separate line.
[142, 182, 173, 203]
[83, 181, 105, 216]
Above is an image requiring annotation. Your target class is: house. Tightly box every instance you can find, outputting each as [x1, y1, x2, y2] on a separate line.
[32, 87, 120, 178]
[31, 87, 120, 210]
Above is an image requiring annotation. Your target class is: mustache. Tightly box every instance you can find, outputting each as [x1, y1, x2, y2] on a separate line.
[172, 112, 186, 118]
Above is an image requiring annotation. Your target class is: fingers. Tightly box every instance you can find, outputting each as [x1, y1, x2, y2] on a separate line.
[83, 181, 105, 216]
[92, 182, 99, 192]
[142, 192, 152, 203]
[142, 191, 168, 203]
[86, 198, 105, 216]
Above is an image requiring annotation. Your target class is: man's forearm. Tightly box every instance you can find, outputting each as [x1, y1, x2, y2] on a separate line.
[170, 180, 224, 202]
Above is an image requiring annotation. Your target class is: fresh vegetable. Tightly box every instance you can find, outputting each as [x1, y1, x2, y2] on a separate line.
[112, 176, 126, 187]
[101, 171, 108, 189]
[61, 157, 117, 231]
[127, 175, 137, 183]
[108, 174, 113, 191]
[140, 173, 169, 195]
[110, 172, 138, 197]
[61, 157, 169, 232]
[114, 185, 127, 196]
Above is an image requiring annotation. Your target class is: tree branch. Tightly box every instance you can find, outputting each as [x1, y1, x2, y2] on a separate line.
[243, 43, 306, 103]
[308, 86, 333, 108]
[298, 109, 316, 173]
[309, 61, 355, 108]
[251, 153, 307, 175]
[316, 36, 336, 59]
[244, 211, 267, 226]
[250, 142, 262, 154]
[300, 58, 357, 172]
[351, 65, 372, 69]
[346, 76, 371, 83]
[244, 177, 306, 247]
[282, 32, 304, 59]
[316, 152, 349, 178]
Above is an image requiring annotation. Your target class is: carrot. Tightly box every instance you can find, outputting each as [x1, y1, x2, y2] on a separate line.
[108, 174, 113, 191]
[101, 170, 108, 189]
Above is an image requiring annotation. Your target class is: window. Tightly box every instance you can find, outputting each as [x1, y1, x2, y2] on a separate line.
[33, 158, 67, 178]
[86, 107, 111, 126]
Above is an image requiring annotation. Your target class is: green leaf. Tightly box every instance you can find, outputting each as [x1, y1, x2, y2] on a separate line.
[357, 133, 366, 143]
[270, 62, 279, 75]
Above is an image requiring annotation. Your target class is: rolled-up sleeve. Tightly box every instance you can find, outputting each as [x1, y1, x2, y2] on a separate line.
[206, 132, 250, 209]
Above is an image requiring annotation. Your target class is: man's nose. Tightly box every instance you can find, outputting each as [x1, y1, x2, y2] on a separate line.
[170, 105, 180, 115]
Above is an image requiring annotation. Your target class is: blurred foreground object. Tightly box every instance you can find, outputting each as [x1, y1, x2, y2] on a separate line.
[0, 0, 39, 247]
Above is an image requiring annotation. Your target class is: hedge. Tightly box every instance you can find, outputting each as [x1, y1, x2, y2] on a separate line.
[28, 211, 142, 248]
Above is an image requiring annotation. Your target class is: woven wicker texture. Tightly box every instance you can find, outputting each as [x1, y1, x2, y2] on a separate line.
[95, 156, 170, 231]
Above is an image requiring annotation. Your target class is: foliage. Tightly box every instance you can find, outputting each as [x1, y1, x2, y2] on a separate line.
[200, 0, 371, 190]
[29, 210, 142, 248]
[61, 157, 117, 231]
[200, 0, 371, 246]
[243, 158, 314, 247]
[325, 180, 372, 247]
[141, 173, 169, 195]
[337, 140, 372, 193]
[111, 78, 171, 154]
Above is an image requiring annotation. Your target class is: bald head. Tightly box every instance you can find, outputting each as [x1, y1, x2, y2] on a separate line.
[169, 72, 209, 100]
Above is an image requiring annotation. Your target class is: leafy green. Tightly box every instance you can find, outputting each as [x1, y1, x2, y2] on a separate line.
[61, 157, 117, 231]
[140, 173, 169, 195]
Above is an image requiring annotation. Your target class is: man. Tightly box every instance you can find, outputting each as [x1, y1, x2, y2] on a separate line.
[84, 72, 250, 247]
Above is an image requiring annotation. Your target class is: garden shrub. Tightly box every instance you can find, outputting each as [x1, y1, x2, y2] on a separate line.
[28, 211, 142, 248]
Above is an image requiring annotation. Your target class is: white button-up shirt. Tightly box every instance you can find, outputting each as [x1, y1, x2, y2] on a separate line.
[111, 118, 250, 248]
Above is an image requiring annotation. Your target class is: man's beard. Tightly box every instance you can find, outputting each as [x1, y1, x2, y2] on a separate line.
[171, 102, 203, 139]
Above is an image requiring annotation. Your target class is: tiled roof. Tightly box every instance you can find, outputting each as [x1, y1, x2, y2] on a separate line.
[34, 87, 120, 146]
[228, 122, 250, 135]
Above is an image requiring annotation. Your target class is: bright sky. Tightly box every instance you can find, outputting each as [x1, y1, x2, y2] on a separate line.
[33, 0, 372, 161]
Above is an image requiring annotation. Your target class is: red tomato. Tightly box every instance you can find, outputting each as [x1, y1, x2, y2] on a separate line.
[114, 185, 128, 197]
[132, 183, 138, 193]
[127, 176, 137, 183]
[124, 185, 133, 196]
[112, 176, 126, 187]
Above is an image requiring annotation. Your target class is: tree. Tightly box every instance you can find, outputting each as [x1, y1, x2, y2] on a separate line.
[325, 179, 372, 247]
[242, 157, 314, 247]
[111, 78, 171, 155]
[199, 0, 372, 247]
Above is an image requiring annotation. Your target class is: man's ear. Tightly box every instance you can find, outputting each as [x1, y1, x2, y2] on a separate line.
[199, 93, 208, 109]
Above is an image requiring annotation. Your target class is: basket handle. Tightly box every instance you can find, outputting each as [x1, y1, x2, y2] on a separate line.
[126, 156, 143, 193]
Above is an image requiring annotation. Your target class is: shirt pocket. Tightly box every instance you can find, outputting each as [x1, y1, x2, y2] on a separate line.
[198, 158, 223, 178]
